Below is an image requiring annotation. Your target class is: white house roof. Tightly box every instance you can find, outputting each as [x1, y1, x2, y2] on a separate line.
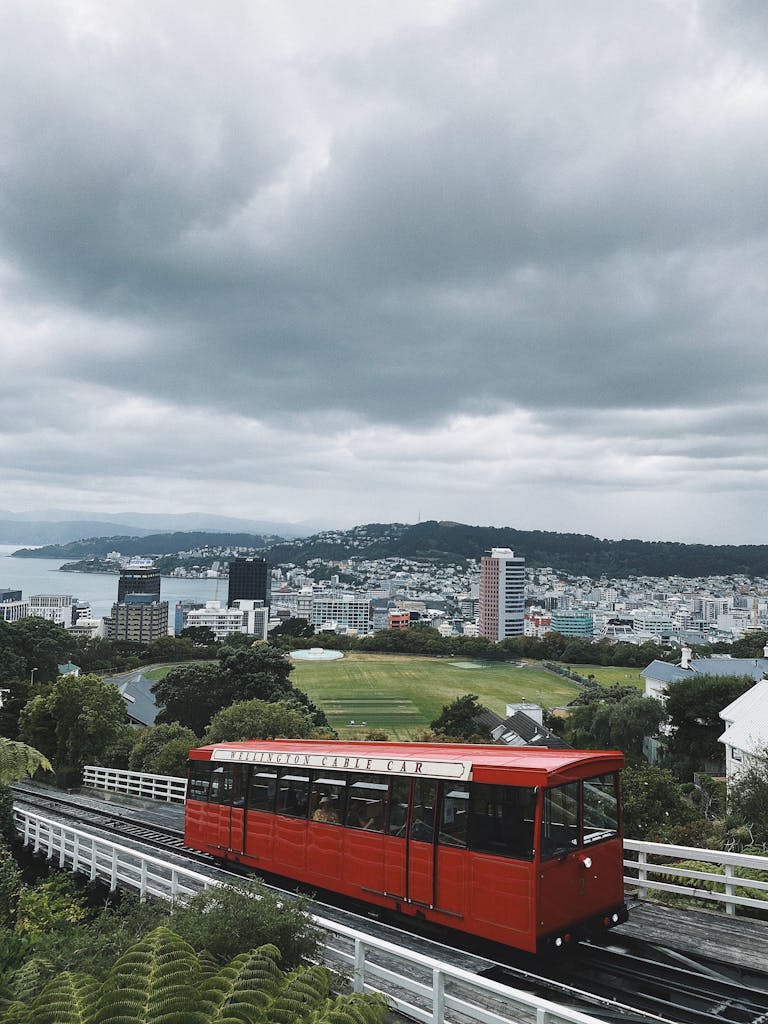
[718, 679, 768, 756]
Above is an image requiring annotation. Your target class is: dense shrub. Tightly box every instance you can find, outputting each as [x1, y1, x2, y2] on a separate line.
[169, 881, 320, 967]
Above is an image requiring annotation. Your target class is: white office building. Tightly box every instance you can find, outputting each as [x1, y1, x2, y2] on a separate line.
[186, 599, 268, 642]
[28, 594, 77, 628]
[310, 596, 371, 635]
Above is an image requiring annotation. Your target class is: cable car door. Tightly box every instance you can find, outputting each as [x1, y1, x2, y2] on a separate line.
[228, 765, 246, 854]
[407, 778, 437, 907]
[383, 776, 409, 900]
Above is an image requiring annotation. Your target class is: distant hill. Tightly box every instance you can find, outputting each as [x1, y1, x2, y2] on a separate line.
[0, 510, 311, 544]
[12, 531, 282, 559]
[0, 520, 158, 546]
[13, 520, 768, 578]
[264, 521, 768, 577]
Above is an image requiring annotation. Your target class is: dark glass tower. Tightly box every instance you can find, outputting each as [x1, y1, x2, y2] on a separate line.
[118, 561, 161, 602]
[227, 557, 269, 607]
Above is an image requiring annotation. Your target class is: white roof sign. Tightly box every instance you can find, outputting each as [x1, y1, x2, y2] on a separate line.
[210, 747, 473, 781]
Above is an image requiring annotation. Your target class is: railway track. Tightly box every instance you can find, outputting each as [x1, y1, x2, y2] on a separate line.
[11, 784, 768, 1024]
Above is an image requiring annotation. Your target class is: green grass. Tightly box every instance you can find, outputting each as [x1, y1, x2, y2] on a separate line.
[141, 665, 176, 682]
[552, 663, 645, 689]
[291, 653, 581, 739]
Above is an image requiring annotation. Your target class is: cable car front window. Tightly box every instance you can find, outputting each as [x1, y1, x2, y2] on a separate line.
[540, 782, 579, 860]
[582, 773, 619, 844]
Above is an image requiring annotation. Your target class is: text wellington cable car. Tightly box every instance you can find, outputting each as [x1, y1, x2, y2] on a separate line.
[184, 740, 628, 953]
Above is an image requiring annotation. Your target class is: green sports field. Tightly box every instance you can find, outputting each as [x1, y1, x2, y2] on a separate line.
[290, 653, 581, 739]
[552, 663, 645, 689]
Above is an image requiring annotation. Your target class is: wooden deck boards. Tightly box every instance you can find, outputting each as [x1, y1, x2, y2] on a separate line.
[616, 900, 768, 973]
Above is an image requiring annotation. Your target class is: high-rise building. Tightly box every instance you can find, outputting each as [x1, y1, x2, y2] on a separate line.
[118, 559, 161, 602]
[107, 595, 169, 642]
[479, 548, 525, 642]
[227, 557, 269, 607]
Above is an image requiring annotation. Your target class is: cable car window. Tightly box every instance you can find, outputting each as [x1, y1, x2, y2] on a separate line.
[346, 774, 387, 832]
[541, 782, 579, 860]
[582, 774, 619, 845]
[438, 782, 470, 848]
[187, 761, 212, 802]
[248, 770, 277, 813]
[309, 773, 347, 825]
[387, 777, 410, 836]
[276, 768, 311, 818]
[469, 784, 536, 860]
[208, 765, 229, 804]
[411, 779, 436, 843]
[228, 766, 246, 807]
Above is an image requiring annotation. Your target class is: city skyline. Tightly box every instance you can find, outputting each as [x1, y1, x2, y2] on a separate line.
[2, 3, 768, 543]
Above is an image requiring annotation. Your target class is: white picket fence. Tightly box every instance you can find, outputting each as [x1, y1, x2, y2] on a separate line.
[13, 806, 606, 1024]
[83, 765, 186, 803]
[623, 838, 768, 916]
[82, 767, 768, 918]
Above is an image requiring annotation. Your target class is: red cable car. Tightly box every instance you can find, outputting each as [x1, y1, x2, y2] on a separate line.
[184, 740, 627, 953]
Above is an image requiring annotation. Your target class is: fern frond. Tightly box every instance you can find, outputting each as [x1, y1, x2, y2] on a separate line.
[9, 959, 54, 1006]
[97, 925, 206, 1024]
[0, 1001, 32, 1024]
[0, 741, 51, 785]
[30, 973, 99, 1024]
[202, 944, 283, 1023]
[306, 993, 388, 1024]
[197, 950, 220, 982]
[268, 966, 329, 1024]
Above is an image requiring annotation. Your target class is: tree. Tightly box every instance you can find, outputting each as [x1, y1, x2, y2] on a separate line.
[203, 700, 317, 744]
[1, 923, 386, 1024]
[563, 694, 665, 762]
[5, 617, 76, 683]
[268, 617, 314, 640]
[621, 763, 698, 840]
[219, 646, 327, 727]
[0, 678, 32, 740]
[218, 645, 294, 698]
[0, 620, 25, 685]
[0, 736, 52, 844]
[180, 626, 217, 647]
[727, 746, 768, 845]
[664, 674, 753, 778]
[153, 646, 327, 733]
[430, 694, 486, 742]
[129, 723, 200, 776]
[19, 675, 129, 787]
[144, 635, 195, 663]
[152, 664, 227, 734]
[0, 738, 52, 786]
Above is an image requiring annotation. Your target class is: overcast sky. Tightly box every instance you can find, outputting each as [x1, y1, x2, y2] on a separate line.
[1, 1, 767, 543]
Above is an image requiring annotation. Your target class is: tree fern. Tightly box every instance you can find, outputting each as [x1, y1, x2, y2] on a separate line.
[307, 993, 388, 1024]
[197, 951, 221, 984]
[268, 966, 330, 1024]
[30, 973, 100, 1024]
[0, 1001, 32, 1024]
[96, 926, 206, 1024]
[8, 959, 54, 1007]
[0, 741, 51, 786]
[201, 944, 283, 1023]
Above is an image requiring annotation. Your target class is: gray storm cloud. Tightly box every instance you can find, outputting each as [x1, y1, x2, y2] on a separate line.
[0, 0, 767, 539]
